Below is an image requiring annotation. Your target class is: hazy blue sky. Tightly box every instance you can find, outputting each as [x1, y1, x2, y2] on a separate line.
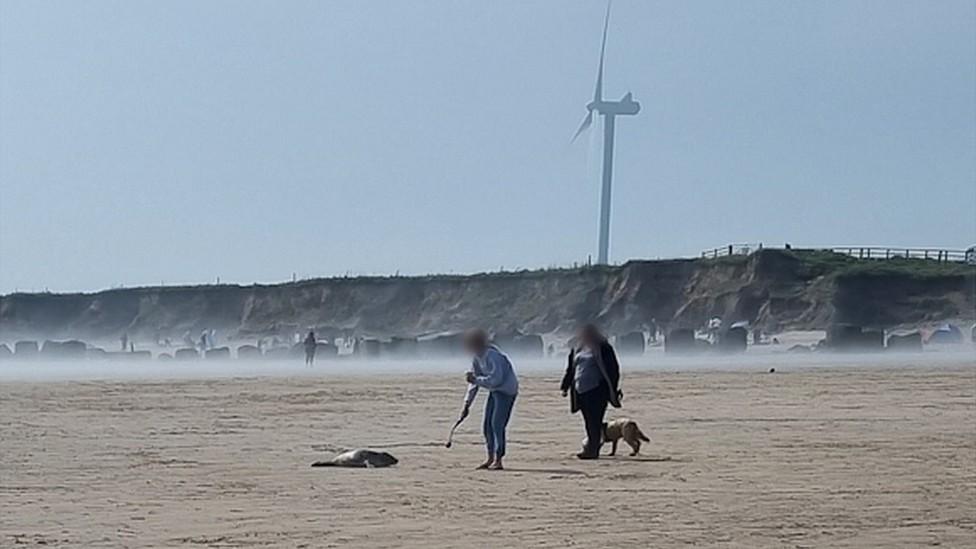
[1, 0, 974, 293]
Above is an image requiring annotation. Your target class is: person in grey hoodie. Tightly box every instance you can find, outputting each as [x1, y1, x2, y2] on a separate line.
[460, 329, 519, 470]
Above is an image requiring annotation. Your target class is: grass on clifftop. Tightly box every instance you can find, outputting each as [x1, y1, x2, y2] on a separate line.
[789, 249, 973, 279]
[698, 248, 973, 280]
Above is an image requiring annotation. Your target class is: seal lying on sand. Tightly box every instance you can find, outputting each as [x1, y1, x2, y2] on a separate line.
[311, 449, 398, 468]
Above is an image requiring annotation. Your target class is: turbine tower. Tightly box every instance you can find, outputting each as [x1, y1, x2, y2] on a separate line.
[572, 0, 640, 265]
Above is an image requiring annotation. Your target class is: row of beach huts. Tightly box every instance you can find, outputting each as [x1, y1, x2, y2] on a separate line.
[0, 332, 551, 362]
[1, 322, 970, 362]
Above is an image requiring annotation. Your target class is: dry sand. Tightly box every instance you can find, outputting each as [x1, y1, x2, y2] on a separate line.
[2, 360, 974, 548]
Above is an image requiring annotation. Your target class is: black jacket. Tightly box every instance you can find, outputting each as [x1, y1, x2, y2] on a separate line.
[560, 339, 622, 413]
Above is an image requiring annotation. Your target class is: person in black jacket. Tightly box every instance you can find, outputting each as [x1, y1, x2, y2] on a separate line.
[560, 324, 622, 459]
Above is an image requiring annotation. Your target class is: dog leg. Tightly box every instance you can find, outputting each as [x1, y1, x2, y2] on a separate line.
[628, 439, 640, 456]
[609, 439, 618, 456]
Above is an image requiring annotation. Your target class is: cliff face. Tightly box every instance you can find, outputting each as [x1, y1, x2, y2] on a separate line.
[1, 250, 972, 342]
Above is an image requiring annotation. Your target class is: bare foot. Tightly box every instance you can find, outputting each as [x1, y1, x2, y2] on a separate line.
[475, 459, 494, 470]
[488, 460, 504, 471]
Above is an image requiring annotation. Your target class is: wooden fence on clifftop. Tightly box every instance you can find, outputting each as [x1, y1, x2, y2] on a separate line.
[700, 244, 974, 264]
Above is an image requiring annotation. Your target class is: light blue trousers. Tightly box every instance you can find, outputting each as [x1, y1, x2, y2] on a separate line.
[483, 391, 517, 458]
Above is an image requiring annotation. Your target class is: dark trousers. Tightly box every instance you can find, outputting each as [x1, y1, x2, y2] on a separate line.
[578, 385, 609, 455]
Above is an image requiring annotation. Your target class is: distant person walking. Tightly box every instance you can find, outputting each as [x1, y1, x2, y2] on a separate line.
[561, 324, 622, 459]
[120, 333, 128, 352]
[460, 329, 519, 470]
[303, 331, 317, 366]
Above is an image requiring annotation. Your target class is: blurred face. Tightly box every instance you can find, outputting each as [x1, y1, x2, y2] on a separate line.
[463, 330, 487, 355]
[578, 326, 599, 347]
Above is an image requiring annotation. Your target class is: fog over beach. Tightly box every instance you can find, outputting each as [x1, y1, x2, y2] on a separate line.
[1, 346, 974, 383]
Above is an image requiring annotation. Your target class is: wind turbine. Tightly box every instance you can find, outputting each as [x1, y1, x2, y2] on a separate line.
[572, 0, 640, 265]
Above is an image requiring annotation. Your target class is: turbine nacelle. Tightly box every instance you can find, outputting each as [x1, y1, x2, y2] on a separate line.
[586, 92, 640, 116]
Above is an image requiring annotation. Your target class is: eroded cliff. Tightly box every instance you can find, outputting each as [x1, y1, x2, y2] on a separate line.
[1, 250, 972, 342]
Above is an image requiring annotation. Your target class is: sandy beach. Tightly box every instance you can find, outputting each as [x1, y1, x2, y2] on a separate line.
[2, 358, 974, 548]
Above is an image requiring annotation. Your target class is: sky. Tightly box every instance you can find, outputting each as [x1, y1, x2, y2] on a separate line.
[1, 0, 974, 293]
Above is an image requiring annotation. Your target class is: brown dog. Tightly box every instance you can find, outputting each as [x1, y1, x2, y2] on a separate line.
[602, 418, 650, 456]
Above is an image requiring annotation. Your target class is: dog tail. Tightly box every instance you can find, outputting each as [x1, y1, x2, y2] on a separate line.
[635, 427, 650, 442]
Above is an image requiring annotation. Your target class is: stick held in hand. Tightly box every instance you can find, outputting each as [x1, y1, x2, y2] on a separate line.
[445, 405, 469, 448]
[445, 416, 464, 448]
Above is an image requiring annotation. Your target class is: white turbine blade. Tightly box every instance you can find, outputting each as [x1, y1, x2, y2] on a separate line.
[571, 111, 593, 143]
[593, 0, 612, 102]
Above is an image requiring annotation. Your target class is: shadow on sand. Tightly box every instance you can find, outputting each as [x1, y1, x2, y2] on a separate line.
[605, 455, 685, 463]
[503, 467, 589, 476]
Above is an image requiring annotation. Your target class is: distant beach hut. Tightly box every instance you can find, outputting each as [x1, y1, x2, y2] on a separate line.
[886, 332, 922, 351]
[860, 329, 884, 351]
[86, 347, 108, 359]
[665, 329, 696, 353]
[926, 324, 962, 345]
[40, 340, 63, 357]
[826, 324, 882, 352]
[718, 326, 748, 353]
[14, 340, 38, 358]
[174, 348, 200, 360]
[615, 332, 645, 355]
[237, 344, 263, 360]
[41, 340, 87, 359]
[205, 347, 231, 360]
[355, 338, 382, 358]
[60, 340, 87, 358]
